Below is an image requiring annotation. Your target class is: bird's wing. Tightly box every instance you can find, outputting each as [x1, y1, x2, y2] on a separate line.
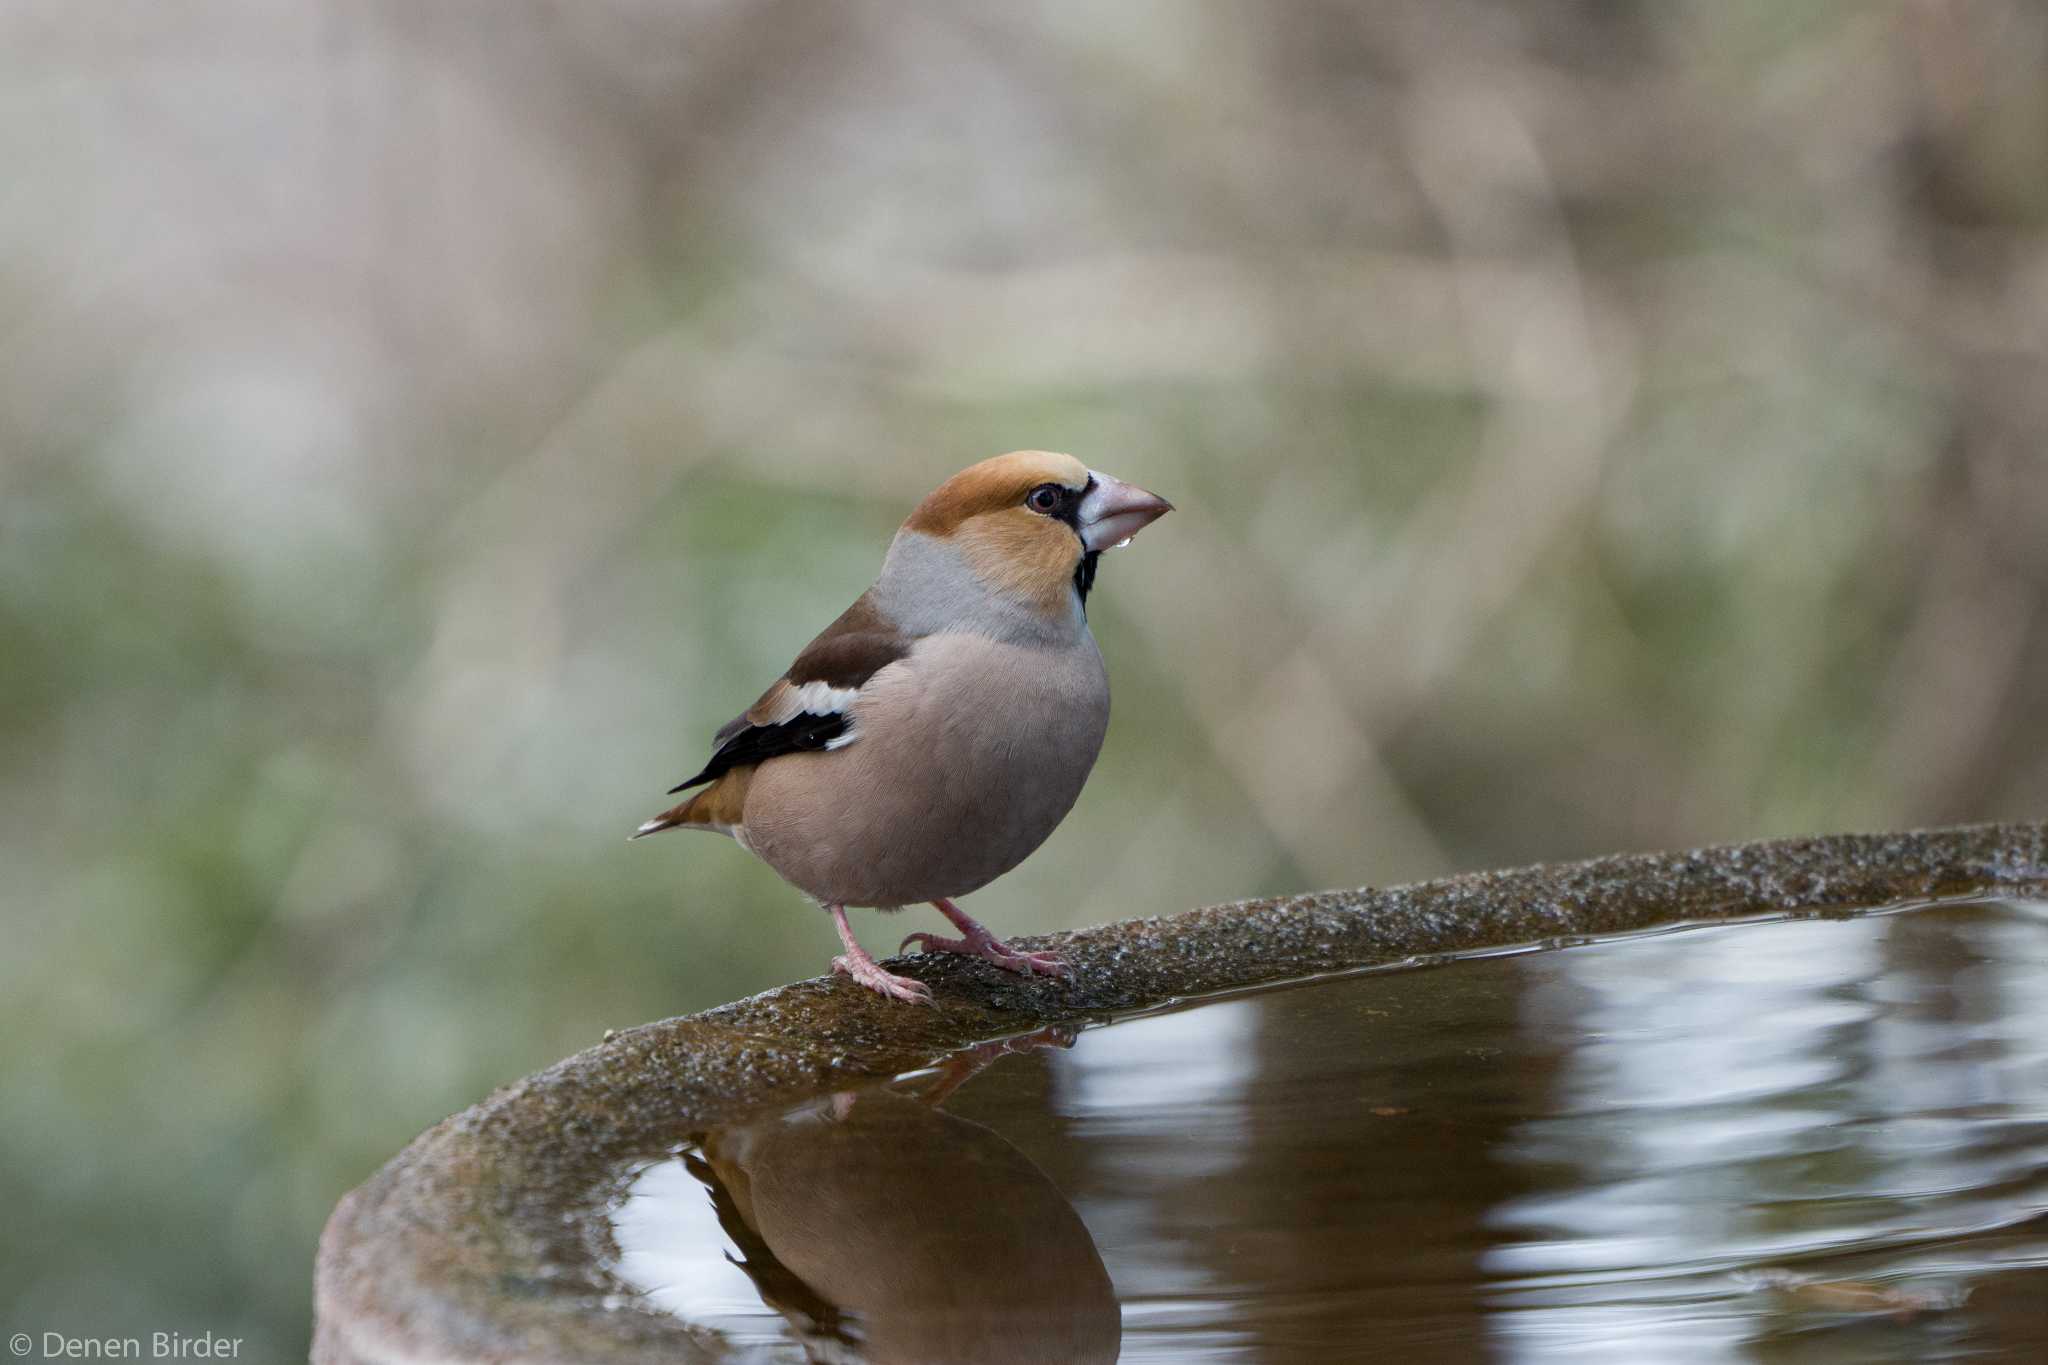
[665, 592, 909, 794]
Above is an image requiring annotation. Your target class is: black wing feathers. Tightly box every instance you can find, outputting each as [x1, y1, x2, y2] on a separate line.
[665, 711, 846, 793]
[664, 593, 910, 795]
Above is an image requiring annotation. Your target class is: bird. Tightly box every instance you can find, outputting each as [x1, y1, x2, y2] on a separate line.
[633, 450, 1171, 1003]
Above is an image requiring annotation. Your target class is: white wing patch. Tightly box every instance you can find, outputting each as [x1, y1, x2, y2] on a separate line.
[752, 679, 862, 727]
[790, 681, 860, 716]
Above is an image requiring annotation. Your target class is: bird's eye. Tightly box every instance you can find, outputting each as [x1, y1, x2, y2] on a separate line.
[1026, 484, 1065, 514]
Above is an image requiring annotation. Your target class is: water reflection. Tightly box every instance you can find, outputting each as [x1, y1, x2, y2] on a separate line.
[613, 1030, 1118, 1363]
[611, 900, 2048, 1362]
[1486, 901, 2048, 1364]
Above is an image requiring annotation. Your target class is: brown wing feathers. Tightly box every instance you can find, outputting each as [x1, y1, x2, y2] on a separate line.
[644, 594, 910, 833]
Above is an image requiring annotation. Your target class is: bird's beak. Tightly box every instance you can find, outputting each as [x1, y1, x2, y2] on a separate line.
[1078, 472, 1173, 552]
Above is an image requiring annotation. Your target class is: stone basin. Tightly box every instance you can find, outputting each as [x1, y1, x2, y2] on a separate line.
[315, 822, 2048, 1363]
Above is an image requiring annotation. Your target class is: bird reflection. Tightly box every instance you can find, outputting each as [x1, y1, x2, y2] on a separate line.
[683, 1027, 1119, 1364]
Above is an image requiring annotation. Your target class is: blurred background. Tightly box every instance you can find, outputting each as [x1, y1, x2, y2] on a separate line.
[4, 0, 2048, 1356]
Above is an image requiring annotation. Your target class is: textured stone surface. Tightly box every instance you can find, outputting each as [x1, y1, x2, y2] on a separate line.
[314, 821, 2048, 1363]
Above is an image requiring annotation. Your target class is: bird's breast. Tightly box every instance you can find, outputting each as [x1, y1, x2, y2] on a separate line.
[740, 630, 1110, 907]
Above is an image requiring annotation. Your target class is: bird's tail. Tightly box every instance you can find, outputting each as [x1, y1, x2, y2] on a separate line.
[629, 768, 751, 840]
[630, 805, 690, 839]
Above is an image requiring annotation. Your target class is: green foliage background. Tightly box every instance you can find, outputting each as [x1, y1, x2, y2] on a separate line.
[4, 1, 2047, 1356]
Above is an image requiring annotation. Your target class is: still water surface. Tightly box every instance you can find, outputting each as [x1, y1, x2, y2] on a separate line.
[609, 899, 2048, 1361]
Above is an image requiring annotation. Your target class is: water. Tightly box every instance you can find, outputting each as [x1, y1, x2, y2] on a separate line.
[608, 899, 2048, 1361]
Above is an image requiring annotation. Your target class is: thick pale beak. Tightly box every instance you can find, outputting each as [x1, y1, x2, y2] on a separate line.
[1078, 472, 1173, 552]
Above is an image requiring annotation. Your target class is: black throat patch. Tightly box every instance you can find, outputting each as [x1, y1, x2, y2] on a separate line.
[1073, 550, 1100, 607]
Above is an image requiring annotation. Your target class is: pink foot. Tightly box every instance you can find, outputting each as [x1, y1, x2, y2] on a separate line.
[831, 952, 932, 1004]
[900, 898, 1071, 978]
[899, 931, 1069, 976]
[828, 902, 933, 1005]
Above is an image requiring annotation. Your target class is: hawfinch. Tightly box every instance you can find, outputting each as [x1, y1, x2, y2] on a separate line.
[635, 451, 1172, 1002]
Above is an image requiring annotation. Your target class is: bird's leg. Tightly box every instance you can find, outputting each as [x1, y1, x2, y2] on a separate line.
[829, 903, 932, 1004]
[920, 1023, 1080, 1106]
[901, 897, 1070, 977]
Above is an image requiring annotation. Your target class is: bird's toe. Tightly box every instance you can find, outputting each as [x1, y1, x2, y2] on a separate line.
[833, 953, 934, 1004]
[1015, 949, 1072, 978]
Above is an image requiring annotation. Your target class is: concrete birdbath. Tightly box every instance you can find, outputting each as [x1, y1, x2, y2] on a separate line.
[316, 822, 2048, 1362]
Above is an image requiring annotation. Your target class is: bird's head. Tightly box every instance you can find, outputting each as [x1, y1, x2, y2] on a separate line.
[901, 451, 1172, 613]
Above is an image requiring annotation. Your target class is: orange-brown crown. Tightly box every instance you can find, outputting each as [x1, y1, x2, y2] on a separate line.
[902, 451, 1091, 535]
